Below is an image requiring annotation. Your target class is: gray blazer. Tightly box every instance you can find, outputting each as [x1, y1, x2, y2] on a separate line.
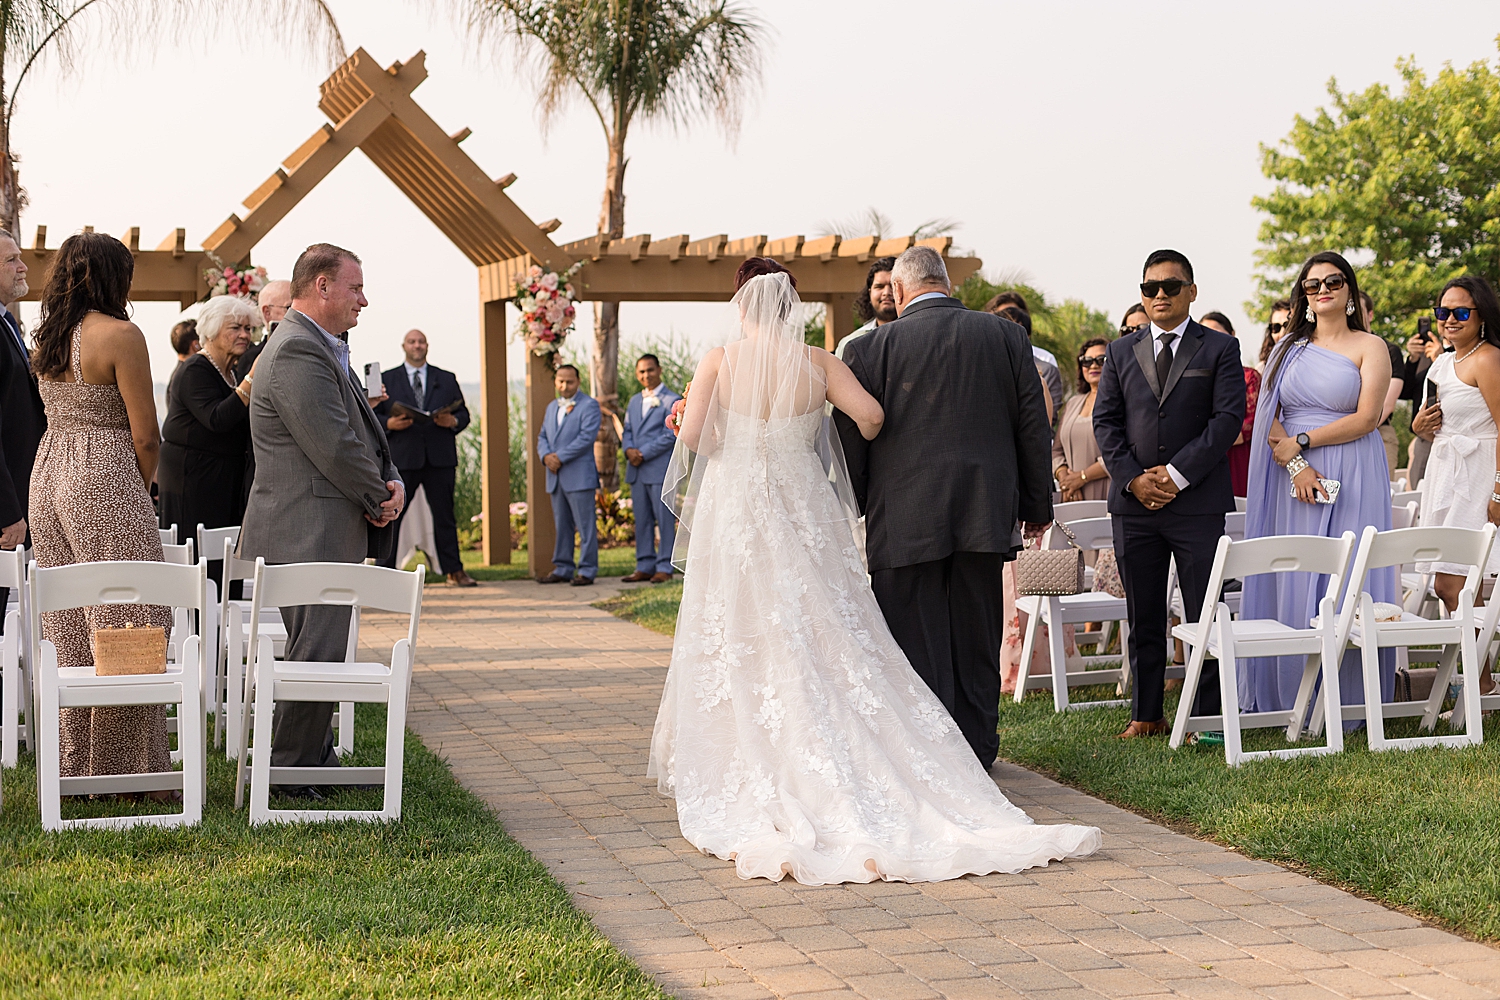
[238, 309, 400, 564]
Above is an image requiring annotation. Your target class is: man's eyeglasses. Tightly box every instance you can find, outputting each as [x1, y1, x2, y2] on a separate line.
[1267, 321, 1286, 335]
[1140, 279, 1189, 298]
[1301, 274, 1347, 294]
[1435, 306, 1474, 322]
[1078, 356, 1107, 369]
[1119, 322, 1149, 335]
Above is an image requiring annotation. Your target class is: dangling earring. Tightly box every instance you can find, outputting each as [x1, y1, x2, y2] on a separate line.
[1346, 298, 1356, 316]
[1306, 304, 1315, 322]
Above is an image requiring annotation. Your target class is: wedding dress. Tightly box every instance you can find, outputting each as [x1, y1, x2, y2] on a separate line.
[647, 273, 1100, 884]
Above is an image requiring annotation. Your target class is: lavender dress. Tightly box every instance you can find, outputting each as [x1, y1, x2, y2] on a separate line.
[1241, 341, 1396, 717]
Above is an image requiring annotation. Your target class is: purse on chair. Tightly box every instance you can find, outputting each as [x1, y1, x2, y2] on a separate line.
[92, 623, 168, 676]
[1015, 521, 1086, 596]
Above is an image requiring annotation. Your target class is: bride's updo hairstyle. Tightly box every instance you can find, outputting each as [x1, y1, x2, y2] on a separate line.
[734, 256, 797, 292]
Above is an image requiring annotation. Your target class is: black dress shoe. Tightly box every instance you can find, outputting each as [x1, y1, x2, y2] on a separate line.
[570, 576, 595, 587]
[271, 785, 326, 801]
[537, 573, 571, 584]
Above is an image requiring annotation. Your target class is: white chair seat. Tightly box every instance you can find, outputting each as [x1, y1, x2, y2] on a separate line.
[273, 660, 392, 683]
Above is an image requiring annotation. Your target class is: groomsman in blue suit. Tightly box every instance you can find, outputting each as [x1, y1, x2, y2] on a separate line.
[620, 354, 682, 583]
[536, 364, 601, 586]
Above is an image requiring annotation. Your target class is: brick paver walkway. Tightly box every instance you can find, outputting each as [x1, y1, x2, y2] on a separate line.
[362, 579, 1500, 1000]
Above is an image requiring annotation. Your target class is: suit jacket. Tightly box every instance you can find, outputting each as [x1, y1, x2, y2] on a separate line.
[373, 362, 471, 470]
[0, 309, 45, 529]
[621, 384, 681, 485]
[834, 296, 1053, 573]
[1092, 319, 1245, 517]
[238, 309, 401, 564]
[536, 393, 601, 494]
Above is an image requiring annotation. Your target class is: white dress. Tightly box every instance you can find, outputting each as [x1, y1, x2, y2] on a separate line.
[1419, 353, 1500, 576]
[647, 274, 1100, 885]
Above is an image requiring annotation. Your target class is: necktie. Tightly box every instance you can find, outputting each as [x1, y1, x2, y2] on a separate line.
[411, 368, 424, 404]
[1156, 332, 1176, 391]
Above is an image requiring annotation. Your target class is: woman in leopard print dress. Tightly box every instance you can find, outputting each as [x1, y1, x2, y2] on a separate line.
[29, 233, 171, 779]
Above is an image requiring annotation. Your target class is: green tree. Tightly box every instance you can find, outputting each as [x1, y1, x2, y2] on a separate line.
[449, 0, 765, 452]
[1252, 43, 1500, 337]
[956, 272, 1115, 394]
[1, 0, 345, 235]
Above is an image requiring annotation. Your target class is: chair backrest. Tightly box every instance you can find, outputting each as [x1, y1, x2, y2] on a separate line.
[1223, 511, 1246, 542]
[159, 525, 178, 546]
[0, 546, 23, 590]
[1234, 496, 1248, 512]
[248, 559, 425, 666]
[197, 524, 241, 562]
[162, 541, 195, 566]
[1053, 499, 1107, 523]
[1355, 524, 1496, 577]
[1187, 532, 1356, 650]
[1391, 477, 1409, 493]
[29, 559, 207, 617]
[1045, 515, 1113, 553]
[1392, 490, 1423, 511]
[1391, 501, 1419, 530]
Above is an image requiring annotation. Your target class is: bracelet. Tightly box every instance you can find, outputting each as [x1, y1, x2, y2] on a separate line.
[1286, 455, 1310, 477]
[1493, 471, 1500, 484]
[1492, 492, 1500, 504]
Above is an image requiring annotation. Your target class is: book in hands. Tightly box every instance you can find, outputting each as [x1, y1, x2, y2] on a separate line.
[389, 398, 463, 424]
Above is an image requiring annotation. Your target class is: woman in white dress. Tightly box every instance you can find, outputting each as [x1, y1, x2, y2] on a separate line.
[648, 258, 1100, 885]
[1412, 275, 1500, 614]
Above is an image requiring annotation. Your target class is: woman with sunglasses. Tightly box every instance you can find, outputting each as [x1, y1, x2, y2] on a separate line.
[1410, 276, 1500, 620]
[1052, 338, 1112, 502]
[1199, 312, 1260, 497]
[1241, 251, 1397, 723]
[1119, 304, 1148, 336]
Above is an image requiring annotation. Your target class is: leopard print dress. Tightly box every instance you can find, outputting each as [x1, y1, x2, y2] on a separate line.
[30, 323, 171, 778]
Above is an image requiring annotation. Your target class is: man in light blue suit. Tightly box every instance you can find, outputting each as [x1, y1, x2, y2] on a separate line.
[536, 364, 601, 586]
[620, 354, 683, 583]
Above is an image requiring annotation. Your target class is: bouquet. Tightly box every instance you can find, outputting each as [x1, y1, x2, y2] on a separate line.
[666, 381, 691, 436]
[515, 261, 584, 360]
[205, 262, 269, 300]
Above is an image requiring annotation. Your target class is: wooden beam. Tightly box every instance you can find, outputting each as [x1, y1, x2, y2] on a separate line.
[765, 235, 803, 260]
[479, 299, 512, 567]
[17, 247, 209, 302]
[156, 228, 186, 256]
[607, 234, 650, 261]
[495, 172, 517, 189]
[725, 235, 766, 258]
[537, 218, 562, 234]
[526, 351, 556, 579]
[243, 169, 288, 212]
[825, 293, 856, 351]
[685, 234, 727, 261]
[449, 126, 472, 143]
[875, 236, 915, 256]
[916, 235, 953, 255]
[32, 226, 46, 252]
[802, 235, 840, 261]
[126, 227, 141, 251]
[647, 234, 689, 260]
[838, 236, 879, 261]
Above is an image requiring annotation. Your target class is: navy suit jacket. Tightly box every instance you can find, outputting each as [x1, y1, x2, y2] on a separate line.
[622, 385, 681, 485]
[374, 363, 471, 470]
[536, 393, 601, 494]
[1092, 319, 1246, 517]
[0, 309, 45, 529]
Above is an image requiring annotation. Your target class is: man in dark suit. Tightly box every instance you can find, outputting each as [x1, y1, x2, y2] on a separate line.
[0, 230, 46, 625]
[1093, 249, 1246, 738]
[835, 246, 1053, 768]
[374, 329, 476, 587]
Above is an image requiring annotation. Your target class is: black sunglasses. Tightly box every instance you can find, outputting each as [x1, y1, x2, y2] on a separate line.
[1435, 306, 1474, 322]
[1119, 322, 1149, 335]
[1078, 356, 1107, 369]
[1140, 279, 1188, 298]
[1301, 274, 1347, 294]
[1267, 321, 1286, 335]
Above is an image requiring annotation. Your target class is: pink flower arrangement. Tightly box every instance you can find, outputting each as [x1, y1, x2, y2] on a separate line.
[515, 261, 584, 359]
[205, 263, 269, 301]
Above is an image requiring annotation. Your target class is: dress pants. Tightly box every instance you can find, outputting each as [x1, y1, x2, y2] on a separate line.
[381, 464, 461, 575]
[1113, 511, 1223, 723]
[550, 488, 599, 579]
[269, 603, 352, 777]
[871, 551, 1004, 768]
[633, 480, 675, 574]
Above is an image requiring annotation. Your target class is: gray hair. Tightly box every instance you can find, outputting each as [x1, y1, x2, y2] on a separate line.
[198, 295, 261, 344]
[892, 246, 950, 291]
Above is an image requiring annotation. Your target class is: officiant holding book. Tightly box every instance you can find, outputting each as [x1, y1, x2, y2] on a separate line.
[375, 328, 476, 586]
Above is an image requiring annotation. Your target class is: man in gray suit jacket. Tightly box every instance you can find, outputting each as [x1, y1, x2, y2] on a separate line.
[238, 244, 404, 791]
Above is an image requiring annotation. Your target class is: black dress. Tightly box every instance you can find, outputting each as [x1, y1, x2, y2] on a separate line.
[157, 353, 251, 541]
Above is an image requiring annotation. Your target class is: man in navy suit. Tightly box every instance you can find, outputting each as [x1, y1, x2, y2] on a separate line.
[0, 230, 45, 628]
[621, 354, 682, 583]
[1093, 249, 1246, 738]
[375, 329, 476, 586]
[536, 364, 601, 586]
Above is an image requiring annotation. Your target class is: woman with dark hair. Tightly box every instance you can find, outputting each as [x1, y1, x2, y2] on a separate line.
[1198, 311, 1260, 497]
[1052, 337, 1111, 502]
[1241, 251, 1396, 721]
[1258, 299, 1292, 367]
[1119, 303, 1147, 335]
[1410, 274, 1500, 617]
[28, 232, 172, 784]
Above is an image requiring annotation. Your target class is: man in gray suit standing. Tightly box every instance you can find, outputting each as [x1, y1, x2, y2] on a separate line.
[239, 243, 404, 793]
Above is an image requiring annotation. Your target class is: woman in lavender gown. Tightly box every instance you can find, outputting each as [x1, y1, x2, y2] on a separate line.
[1242, 252, 1397, 718]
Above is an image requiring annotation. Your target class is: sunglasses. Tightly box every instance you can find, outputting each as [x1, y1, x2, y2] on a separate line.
[1119, 322, 1149, 335]
[1301, 274, 1347, 295]
[1267, 321, 1286, 335]
[1079, 356, 1107, 369]
[1140, 279, 1188, 298]
[1434, 306, 1474, 322]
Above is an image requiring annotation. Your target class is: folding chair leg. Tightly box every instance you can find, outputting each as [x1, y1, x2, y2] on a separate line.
[1047, 599, 1069, 712]
[38, 648, 61, 831]
[1170, 607, 1215, 749]
[1362, 637, 1389, 751]
[1216, 618, 1246, 766]
[247, 650, 276, 824]
[1118, 622, 1132, 696]
[1421, 644, 1459, 732]
[1459, 620, 1484, 746]
[335, 702, 354, 758]
[1286, 653, 1323, 742]
[1013, 604, 1041, 704]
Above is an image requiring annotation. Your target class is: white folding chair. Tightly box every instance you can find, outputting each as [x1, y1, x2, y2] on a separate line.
[236, 559, 424, 825]
[1392, 490, 1423, 514]
[1391, 476, 1409, 493]
[1, 546, 31, 769]
[219, 539, 292, 757]
[31, 558, 207, 831]
[1391, 501, 1419, 530]
[1171, 532, 1355, 765]
[1052, 500, 1107, 522]
[1306, 524, 1496, 751]
[1013, 516, 1132, 711]
[1234, 496, 1248, 512]
[159, 525, 178, 546]
[197, 525, 241, 748]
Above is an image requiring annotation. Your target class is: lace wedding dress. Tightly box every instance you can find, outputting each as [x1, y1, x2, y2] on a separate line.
[647, 273, 1100, 884]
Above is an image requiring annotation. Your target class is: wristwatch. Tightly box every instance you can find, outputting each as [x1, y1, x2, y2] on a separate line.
[1296, 432, 1311, 449]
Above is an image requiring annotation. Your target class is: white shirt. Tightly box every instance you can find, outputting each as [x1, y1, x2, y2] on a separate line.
[907, 291, 948, 307]
[1032, 344, 1059, 368]
[403, 361, 428, 399]
[291, 309, 349, 374]
[556, 394, 577, 427]
[1147, 317, 1193, 491]
[834, 319, 880, 362]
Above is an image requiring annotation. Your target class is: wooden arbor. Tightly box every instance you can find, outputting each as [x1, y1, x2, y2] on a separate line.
[19, 47, 983, 574]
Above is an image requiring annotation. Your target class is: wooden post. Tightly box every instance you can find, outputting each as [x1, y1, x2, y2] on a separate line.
[479, 299, 512, 566]
[825, 294, 856, 351]
[526, 350, 557, 579]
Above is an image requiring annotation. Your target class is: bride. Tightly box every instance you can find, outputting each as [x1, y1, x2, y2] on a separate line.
[647, 258, 1100, 884]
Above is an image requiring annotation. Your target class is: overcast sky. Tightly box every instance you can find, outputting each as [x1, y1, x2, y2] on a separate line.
[13, 1, 1500, 386]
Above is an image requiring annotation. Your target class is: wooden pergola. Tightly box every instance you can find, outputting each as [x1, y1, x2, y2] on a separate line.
[19, 47, 982, 575]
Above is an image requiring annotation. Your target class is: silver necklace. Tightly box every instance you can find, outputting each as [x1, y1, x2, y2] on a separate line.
[1455, 341, 1485, 365]
[202, 350, 235, 387]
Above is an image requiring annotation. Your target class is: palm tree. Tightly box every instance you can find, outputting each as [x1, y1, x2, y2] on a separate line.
[2, 0, 345, 236]
[449, 1, 766, 439]
[815, 206, 960, 243]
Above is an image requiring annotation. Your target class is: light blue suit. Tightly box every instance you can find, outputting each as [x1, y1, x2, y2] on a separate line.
[622, 384, 682, 574]
[536, 392, 601, 578]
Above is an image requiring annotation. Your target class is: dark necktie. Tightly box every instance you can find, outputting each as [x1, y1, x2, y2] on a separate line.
[1156, 332, 1176, 390]
[411, 368, 424, 404]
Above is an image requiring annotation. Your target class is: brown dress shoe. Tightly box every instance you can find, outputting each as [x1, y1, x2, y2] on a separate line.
[570, 575, 595, 587]
[537, 573, 570, 584]
[650, 572, 673, 584]
[1117, 719, 1169, 739]
[447, 570, 478, 587]
[621, 571, 653, 582]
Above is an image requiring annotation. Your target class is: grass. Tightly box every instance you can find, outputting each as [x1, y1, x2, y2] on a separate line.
[450, 546, 640, 583]
[589, 579, 1500, 942]
[0, 707, 667, 999]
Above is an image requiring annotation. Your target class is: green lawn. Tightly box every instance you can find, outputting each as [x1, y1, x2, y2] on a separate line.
[0, 708, 666, 1000]
[449, 546, 640, 583]
[592, 582, 1500, 942]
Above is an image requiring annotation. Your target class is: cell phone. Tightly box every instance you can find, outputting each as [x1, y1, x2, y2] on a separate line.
[1417, 316, 1432, 342]
[363, 361, 383, 400]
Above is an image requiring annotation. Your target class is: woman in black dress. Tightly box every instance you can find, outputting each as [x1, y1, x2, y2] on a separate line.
[157, 295, 258, 576]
